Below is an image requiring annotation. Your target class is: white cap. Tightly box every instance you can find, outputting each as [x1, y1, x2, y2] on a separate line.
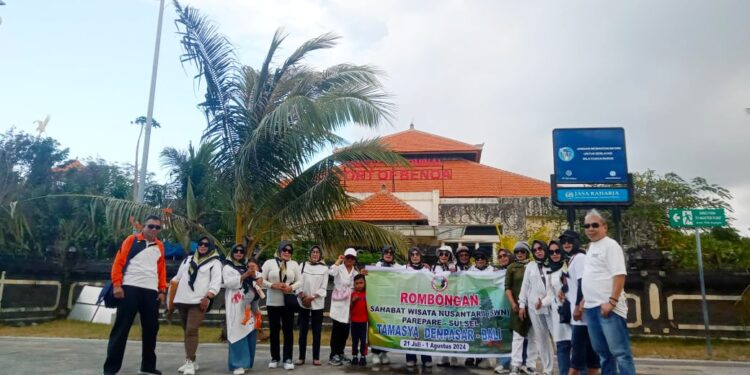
[344, 248, 358, 257]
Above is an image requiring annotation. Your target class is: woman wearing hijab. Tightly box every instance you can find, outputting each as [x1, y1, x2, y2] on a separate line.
[262, 241, 303, 370]
[403, 247, 433, 368]
[171, 236, 222, 375]
[369, 245, 400, 365]
[223, 244, 261, 375]
[505, 242, 538, 375]
[327, 248, 359, 366]
[518, 240, 554, 375]
[543, 240, 572, 375]
[432, 245, 457, 273]
[295, 245, 328, 366]
[466, 248, 494, 369]
[455, 245, 473, 271]
[493, 248, 513, 374]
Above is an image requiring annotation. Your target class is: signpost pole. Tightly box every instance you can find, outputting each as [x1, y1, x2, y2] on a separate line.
[694, 228, 713, 358]
[566, 208, 576, 230]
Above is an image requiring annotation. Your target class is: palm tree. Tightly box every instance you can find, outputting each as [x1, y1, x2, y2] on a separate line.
[173, 1, 407, 255]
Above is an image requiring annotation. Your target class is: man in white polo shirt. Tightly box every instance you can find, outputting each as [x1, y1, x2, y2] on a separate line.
[581, 209, 635, 375]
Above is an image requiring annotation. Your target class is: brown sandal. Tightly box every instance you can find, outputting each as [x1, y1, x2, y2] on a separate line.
[294, 359, 305, 366]
[313, 360, 322, 366]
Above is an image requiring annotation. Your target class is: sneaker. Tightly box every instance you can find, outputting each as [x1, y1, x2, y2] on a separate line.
[283, 359, 295, 370]
[184, 360, 196, 375]
[437, 357, 450, 367]
[178, 360, 199, 373]
[350, 355, 359, 366]
[465, 358, 475, 367]
[509, 366, 520, 375]
[406, 360, 416, 367]
[268, 360, 279, 369]
[380, 353, 390, 365]
[520, 365, 536, 374]
[138, 370, 162, 375]
[233, 369, 246, 375]
[494, 365, 509, 374]
[359, 356, 367, 366]
[422, 361, 433, 368]
[477, 359, 492, 369]
[341, 356, 352, 365]
[328, 355, 342, 366]
[294, 359, 304, 366]
[372, 353, 381, 365]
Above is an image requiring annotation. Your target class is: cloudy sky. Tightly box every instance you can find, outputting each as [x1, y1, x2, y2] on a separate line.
[1, 0, 749, 234]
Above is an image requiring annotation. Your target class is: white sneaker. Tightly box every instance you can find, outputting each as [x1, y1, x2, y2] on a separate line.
[268, 360, 279, 369]
[520, 365, 536, 374]
[183, 360, 196, 375]
[380, 353, 390, 365]
[509, 366, 520, 375]
[372, 354, 381, 365]
[406, 360, 416, 367]
[494, 365, 509, 374]
[178, 360, 199, 372]
[283, 359, 295, 370]
[233, 369, 246, 375]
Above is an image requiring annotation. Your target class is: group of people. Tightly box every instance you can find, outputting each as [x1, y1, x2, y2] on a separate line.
[101, 209, 636, 375]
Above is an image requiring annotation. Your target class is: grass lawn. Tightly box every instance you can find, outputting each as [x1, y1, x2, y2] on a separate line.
[0, 320, 748, 361]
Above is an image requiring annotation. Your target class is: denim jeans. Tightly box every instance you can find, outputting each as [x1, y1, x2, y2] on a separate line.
[584, 306, 636, 375]
[556, 340, 571, 375]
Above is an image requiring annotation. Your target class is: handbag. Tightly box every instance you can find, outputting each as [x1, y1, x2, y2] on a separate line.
[97, 237, 148, 308]
[331, 286, 352, 301]
[558, 299, 572, 324]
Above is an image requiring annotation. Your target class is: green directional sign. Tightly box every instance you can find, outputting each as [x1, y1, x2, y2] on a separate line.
[669, 208, 726, 228]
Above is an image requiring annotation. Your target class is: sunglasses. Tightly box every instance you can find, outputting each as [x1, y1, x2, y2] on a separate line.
[583, 222, 601, 229]
[198, 242, 210, 247]
[550, 250, 561, 255]
[475, 256, 487, 261]
[147, 224, 161, 230]
[281, 248, 293, 253]
[498, 254, 509, 258]
[232, 248, 245, 253]
[514, 250, 528, 254]
[410, 252, 421, 257]
[383, 250, 394, 255]
[533, 246, 544, 251]
[438, 251, 450, 256]
[458, 253, 470, 257]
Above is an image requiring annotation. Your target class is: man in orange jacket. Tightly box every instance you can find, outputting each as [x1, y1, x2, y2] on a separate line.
[103, 215, 167, 375]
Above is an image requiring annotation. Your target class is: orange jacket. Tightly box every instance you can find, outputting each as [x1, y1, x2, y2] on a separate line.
[111, 233, 167, 292]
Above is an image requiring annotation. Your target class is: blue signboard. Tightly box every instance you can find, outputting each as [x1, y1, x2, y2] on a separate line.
[556, 188, 629, 203]
[553, 128, 628, 184]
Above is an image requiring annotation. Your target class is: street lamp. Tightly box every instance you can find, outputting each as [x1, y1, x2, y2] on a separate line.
[136, 0, 165, 203]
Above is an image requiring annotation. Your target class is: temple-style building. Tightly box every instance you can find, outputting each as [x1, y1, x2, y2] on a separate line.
[340, 124, 556, 254]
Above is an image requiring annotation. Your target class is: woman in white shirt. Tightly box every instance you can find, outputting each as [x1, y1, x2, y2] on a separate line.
[327, 248, 359, 366]
[223, 244, 261, 375]
[261, 242, 303, 370]
[518, 240, 554, 375]
[468, 248, 494, 369]
[295, 245, 328, 366]
[170, 237, 222, 375]
[542, 240, 572, 375]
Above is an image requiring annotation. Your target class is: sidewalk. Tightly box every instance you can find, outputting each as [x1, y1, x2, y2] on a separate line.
[1, 336, 748, 374]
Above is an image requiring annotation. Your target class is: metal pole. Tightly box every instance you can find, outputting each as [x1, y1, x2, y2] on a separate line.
[567, 208, 576, 230]
[695, 228, 713, 358]
[137, 0, 165, 203]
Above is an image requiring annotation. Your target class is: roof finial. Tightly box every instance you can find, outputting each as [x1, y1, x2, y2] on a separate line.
[409, 120, 414, 130]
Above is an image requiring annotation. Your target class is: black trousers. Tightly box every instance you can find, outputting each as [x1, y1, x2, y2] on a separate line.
[267, 305, 295, 362]
[350, 322, 368, 356]
[298, 308, 323, 360]
[103, 285, 160, 373]
[330, 319, 350, 358]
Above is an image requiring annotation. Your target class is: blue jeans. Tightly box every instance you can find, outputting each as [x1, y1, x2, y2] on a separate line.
[584, 306, 636, 375]
[556, 340, 571, 375]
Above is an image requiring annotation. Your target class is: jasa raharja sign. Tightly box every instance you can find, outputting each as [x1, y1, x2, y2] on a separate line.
[553, 128, 628, 184]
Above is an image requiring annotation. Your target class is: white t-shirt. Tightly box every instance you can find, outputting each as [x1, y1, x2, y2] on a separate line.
[566, 253, 587, 326]
[582, 236, 628, 318]
[122, 242, 162, 291]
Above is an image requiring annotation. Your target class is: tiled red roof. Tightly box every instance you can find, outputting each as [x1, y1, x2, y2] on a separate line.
[342, 159, 550, 198]
[339, 190, 428, 223]
[381, 127, 482, 154]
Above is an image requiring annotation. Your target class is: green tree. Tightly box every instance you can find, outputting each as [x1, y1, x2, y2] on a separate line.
[173, 1, 407, 256]
[622, 169, 733, 249]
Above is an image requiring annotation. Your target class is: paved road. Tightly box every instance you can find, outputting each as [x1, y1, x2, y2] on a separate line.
[1, 336, 748, 375]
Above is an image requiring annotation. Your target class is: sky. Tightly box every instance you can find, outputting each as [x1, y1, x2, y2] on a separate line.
[1, 0, 749, 235]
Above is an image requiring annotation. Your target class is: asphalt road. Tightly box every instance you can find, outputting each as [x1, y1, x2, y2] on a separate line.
[1, 336, 748, 375]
